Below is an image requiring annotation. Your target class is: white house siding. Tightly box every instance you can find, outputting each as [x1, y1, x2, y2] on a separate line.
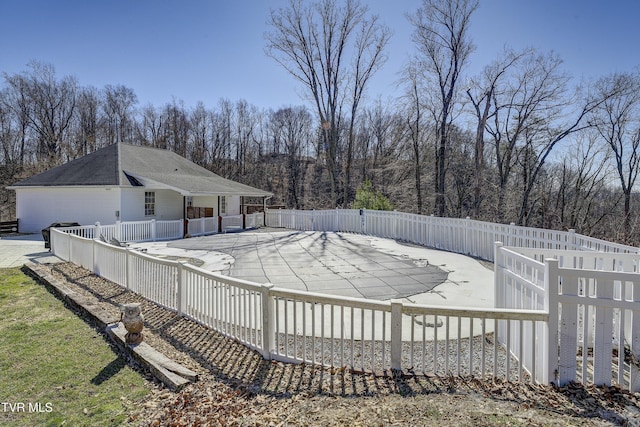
[15, 187, 120, 233]
[120, 188, 183, 222]
[227, 195, 241, 215]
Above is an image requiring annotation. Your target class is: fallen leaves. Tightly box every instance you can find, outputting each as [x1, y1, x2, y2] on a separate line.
[45, 262, 640, 427]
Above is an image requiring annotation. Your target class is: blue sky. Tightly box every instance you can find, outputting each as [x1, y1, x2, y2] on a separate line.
[1, 0, 638, 110]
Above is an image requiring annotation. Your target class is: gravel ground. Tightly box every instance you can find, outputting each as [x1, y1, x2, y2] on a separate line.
[41, 262, 640, 426]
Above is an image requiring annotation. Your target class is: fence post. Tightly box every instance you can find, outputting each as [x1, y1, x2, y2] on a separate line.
[92, 238, 97, 275]
[335, 208, 340, 232]
[261, 284, 275, 359]
[67, 232, 72, 262]
[568, 229, 576, 251]
[94, 221, 101, 240]
[543, 258, 559, 385]
[394, 210, 399, 240]
[509, 222, 516, 246]
[631, 280, 640, 392]
[151, 219, 157, 241]
[493, 242, 504, 308]
[177, 261, 187, 316]
[465, 216, 471, 255]
[125, 248, 131, 290]
[390, 299, 403, 371]
[493, 241, 506, 352]
[429, 214, 434, 247]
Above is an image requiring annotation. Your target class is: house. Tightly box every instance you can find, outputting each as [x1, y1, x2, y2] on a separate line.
[8, 143, 272, 233]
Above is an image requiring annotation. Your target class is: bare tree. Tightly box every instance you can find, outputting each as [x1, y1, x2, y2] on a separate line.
[0, 91, 20, 175]
[102, 84, 137, 144]
[408, 0, 478, 216]
[485, 50, 574, 223]
[138, 104, 165, 148]
[189, 102, 211, 167]
[72, 85, 100, 157]
[270, 106, 313, 208]
[591, 71, 640, 239]
[552, 131, 613, 234]
[446, 125, 475, 216]
[163, 98, 189, 157]
[5, 62, 77, 163]
[363, 99, 396, 175]
[399, 61, 427, 214]
[266, 0, 389, 207]
[233, 99, 258, 178]
[466, 48, 530, 218]
[342, 12, 390, 205]
[0, 77, 31, 169]
[208, 99, 233, 176]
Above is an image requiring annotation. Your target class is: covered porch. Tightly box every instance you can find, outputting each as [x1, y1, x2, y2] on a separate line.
[123, 171, 272, 238]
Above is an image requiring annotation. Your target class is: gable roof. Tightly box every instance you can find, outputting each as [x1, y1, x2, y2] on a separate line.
[10, 143, 272, 197]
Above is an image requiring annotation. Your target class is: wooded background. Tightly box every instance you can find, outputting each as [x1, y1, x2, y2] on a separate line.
[2, 0, 639, 245]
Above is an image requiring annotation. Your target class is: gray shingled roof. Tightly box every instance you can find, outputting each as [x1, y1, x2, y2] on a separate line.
[10, 143, 272, 197]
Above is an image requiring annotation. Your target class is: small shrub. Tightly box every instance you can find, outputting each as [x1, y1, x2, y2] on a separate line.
[351, 180, 394, 211]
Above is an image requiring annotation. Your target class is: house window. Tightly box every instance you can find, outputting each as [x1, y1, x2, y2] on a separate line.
[220, 196, 227, 215]
[186, 196, 193, 208]
[145, 191, 155, 216]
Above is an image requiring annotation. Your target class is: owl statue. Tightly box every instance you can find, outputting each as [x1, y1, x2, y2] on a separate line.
[120, 303, 144, 344]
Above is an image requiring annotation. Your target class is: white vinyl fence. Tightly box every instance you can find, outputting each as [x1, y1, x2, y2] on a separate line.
[266, 209, 640, 391]
[52, 213, 266, 243]
[51, 228, 548, 381]
[265, 209, 637, 261]
[496, 246, 640, 389]
[50, 209, 640, 391]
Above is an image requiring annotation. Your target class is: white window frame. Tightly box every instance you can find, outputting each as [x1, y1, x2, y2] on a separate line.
[220, 196, 227, 215]
[144, 191, 156, 216]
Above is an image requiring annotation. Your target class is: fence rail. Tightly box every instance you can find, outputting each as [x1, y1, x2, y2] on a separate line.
[54, 212, 266, 242]
[51, 227, 550, 382]
[50, 209, 640, 390]
[265, 209, 638, 262]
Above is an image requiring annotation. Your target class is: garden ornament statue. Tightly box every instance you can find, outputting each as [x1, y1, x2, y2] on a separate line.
[120, 303, 144, 344]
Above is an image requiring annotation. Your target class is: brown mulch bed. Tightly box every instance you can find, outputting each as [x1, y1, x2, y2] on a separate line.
[38, 262, 640, 426]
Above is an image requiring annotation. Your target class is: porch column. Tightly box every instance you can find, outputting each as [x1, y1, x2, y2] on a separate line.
[183, 196, 188, 238]
[217, 196, 222, 232]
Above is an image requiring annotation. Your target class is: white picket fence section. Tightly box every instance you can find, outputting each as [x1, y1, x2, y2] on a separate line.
[49, 208, 640, 390]
[187, 217, 218, 237]
[266, 209, 640, 391]
[265, 209, 637, 261]
[496, 246, 640, 389]
[52, 212, 266, 243]
[50, 226, 549, 382]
